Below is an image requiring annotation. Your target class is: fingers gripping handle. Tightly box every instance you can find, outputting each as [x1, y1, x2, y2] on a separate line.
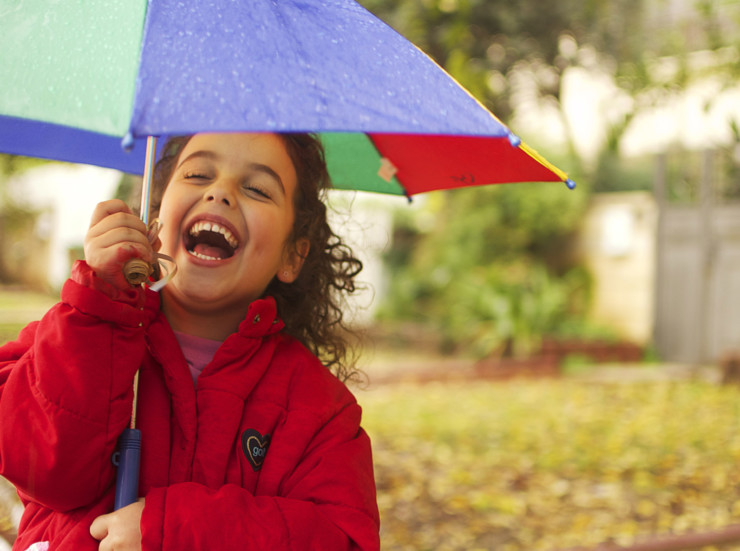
[113, 428, 142, 510]
[121, 219, 175, 290]
[122, 221, 158, 285]
[123, 259, 152, 285]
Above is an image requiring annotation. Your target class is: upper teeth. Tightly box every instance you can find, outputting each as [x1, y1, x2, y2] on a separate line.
[189, 221, 239, 249]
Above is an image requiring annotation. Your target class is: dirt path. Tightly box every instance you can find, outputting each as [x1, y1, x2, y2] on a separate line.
[357, 348, 723, 388]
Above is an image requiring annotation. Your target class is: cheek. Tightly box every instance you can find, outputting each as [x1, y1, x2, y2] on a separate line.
[157, 196, 185, 253]
[159, 228, 180, 256]
[254, 212, 293, 249]
[158, 185, 190, 225]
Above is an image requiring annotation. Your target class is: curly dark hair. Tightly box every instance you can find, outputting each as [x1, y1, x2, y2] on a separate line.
[145, 133, 364, 381]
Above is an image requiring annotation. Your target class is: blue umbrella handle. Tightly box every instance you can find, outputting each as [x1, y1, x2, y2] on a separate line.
[112, 428, 141, 510]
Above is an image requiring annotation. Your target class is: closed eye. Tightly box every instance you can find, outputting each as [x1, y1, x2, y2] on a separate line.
[243, 184, 272, 200]
[184, 171, 210, 180]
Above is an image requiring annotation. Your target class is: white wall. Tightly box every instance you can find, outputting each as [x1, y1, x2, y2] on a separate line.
[577, 192, 658, 344]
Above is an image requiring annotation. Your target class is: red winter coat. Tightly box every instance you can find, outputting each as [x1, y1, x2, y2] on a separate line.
[0, 262, 379, 550]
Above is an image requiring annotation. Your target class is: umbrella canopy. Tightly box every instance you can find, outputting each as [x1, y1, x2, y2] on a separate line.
[0, 0, 574, 195]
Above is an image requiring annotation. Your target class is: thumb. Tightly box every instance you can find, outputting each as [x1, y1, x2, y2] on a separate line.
[90, 513, 109, 541]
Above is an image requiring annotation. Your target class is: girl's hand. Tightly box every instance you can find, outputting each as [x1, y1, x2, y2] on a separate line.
[84, 200, 153, 290]
[90, 498, 144, 551]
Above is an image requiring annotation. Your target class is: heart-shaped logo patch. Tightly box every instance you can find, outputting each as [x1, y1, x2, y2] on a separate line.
[241, 429, 271, 472]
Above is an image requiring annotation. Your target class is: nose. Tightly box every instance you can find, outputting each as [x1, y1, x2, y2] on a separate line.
[204, 180, 235, 207]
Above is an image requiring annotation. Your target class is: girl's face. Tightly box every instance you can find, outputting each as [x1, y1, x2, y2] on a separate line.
[157, 133, 307, 326]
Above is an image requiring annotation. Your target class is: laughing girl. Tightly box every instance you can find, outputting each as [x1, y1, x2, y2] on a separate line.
[0, 133, 380, 550]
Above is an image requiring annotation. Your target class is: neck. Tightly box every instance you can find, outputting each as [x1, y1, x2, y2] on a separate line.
[161, 292, 248, 341]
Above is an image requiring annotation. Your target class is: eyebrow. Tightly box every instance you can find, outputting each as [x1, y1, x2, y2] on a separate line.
[177, 150, 286, 195]
[249, 162, 286, 195]
[176, 150, 218, 169]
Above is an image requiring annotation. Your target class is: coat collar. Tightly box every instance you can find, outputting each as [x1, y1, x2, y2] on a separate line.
[236, 296, 285, 339]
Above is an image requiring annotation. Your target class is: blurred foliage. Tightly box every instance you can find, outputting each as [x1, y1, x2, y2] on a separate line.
[362, 379, 740, 550]
[358, 0, 740, 126]
[0, 155, 46, 226]
[715, 143, 740, 202]
[0, 477, 18, 547]
[592, 152, 655, 193]
[360, 0, 657, 123]
[377, 182, 594, 358]
[660, 144, 740, 205]
[361, 0, 740, 356]
[0, 155, 47, 178]
[0, 155, 46, 285]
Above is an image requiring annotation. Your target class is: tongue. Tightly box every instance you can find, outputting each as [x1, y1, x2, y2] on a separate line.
[194, 243, 228, 259]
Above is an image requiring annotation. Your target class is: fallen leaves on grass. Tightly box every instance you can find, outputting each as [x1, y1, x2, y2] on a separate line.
[360, 380, 740, 550]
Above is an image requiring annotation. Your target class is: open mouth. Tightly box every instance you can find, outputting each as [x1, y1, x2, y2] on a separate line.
[185, 221, 239, 261]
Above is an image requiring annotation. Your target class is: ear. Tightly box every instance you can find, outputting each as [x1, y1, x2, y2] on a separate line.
[277, 238, 310, 284]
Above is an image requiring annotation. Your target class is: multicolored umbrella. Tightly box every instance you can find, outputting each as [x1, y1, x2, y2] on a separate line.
[0, 0, 574, 512]
[0, 0, 574, 197]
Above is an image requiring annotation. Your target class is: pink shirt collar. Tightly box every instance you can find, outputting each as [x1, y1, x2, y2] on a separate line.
[173, 331, 223, 384]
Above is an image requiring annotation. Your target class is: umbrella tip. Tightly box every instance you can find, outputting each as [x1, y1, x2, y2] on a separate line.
[121, 132, 135, 152]
[507, 132, 522, 147]
[565, 179, 577, 190]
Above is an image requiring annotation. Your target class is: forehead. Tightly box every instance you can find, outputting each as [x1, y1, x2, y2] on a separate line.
[180, 132, 297, 187]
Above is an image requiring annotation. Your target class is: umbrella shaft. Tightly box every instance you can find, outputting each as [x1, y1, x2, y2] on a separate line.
[122, 136, 158, 286]
[139, 136, 158, 226]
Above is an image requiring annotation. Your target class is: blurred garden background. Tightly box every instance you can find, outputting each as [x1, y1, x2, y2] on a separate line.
[2, 0, 740, 549]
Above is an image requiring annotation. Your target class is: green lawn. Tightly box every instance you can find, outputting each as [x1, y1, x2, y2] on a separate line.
[0, 286, 57, 344]
[360, 379, 740, 550]
[0, 288, 58, 311]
